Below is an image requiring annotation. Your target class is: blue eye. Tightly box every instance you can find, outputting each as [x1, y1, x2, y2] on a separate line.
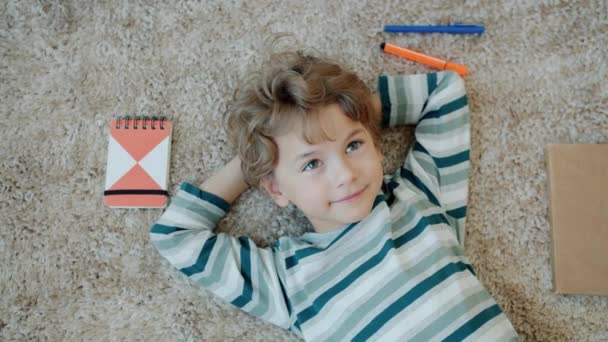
[302, 159, 320, 172]
[347, 140, 363, 153]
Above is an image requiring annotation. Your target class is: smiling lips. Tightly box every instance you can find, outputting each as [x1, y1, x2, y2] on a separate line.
[333, 186, 367, 203]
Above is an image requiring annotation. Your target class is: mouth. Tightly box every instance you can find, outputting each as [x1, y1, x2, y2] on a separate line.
[333, 186, 367, 203]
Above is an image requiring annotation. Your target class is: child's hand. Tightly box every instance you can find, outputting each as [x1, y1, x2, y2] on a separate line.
[199, 156, 250, 205]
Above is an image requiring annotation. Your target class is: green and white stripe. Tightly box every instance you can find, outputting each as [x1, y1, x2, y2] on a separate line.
[379, 71, 470, 247]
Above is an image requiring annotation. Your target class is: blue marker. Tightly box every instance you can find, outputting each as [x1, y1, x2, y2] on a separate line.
[384, 23, 484, 34]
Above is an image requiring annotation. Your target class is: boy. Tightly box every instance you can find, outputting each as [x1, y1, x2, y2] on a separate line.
[150, 51, 520, 341]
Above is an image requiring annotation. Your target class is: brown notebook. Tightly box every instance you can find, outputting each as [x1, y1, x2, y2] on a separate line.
[545, 144, 608, 296]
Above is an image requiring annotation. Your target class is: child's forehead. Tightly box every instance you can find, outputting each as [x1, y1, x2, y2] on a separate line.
[276, 106, 363, 149]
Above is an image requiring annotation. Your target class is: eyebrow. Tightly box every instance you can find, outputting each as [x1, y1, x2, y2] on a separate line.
[293, 128, 365, 163]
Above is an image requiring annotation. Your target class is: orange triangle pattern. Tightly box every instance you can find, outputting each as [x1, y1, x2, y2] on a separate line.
[104, 118, 172, 208]
[104, 164, 167, 207]
[109, 163, 161, 191]
[111, 120, 171, 161]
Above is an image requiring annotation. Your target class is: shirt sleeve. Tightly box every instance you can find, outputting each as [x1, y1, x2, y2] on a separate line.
[149, 181, 292, 330]
[377, 71, 470, 247]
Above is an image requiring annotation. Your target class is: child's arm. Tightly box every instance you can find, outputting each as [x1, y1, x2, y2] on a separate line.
[199, 156, 249, 205]
[149, 160, 292, 330]
[377, 71, 469, 247]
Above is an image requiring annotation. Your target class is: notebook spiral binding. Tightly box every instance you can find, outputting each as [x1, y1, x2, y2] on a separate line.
[115, 115, 168, 130]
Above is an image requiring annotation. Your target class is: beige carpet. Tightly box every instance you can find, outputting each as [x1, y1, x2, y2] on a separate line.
[1, 0, 607, 340]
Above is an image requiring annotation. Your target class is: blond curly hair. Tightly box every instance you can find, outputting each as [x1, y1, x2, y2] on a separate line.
[224, 50, 380, 189]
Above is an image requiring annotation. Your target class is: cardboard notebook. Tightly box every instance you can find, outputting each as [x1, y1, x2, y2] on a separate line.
[545, 144, 608, 296]
[104, 116, 172, 208]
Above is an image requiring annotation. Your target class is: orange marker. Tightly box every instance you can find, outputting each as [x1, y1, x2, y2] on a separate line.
[380, 42, 468, 77]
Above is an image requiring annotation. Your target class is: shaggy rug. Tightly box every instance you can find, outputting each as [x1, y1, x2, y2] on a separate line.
[1, 0, 607, 340]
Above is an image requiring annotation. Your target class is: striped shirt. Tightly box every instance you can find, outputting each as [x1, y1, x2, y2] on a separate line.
[150, 71, 521, 341]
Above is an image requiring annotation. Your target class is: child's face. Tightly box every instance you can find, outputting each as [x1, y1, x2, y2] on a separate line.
[261, 104, 384, 233]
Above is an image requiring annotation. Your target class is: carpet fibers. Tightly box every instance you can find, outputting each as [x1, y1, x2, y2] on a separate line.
[1, 0, 607, 340]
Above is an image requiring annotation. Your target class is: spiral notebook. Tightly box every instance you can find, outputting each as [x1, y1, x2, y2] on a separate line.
[104, 115, 172, 208]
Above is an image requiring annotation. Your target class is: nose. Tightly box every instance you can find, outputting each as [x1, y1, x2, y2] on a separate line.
[332, 157, 357, 188]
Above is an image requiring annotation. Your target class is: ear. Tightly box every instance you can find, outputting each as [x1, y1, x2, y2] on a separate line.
[260, 174, 290, 208]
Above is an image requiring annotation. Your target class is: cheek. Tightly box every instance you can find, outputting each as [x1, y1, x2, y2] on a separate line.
[363, 150, 383, 172]
[297, 190, 330, 211]
[292, 178, 329, 203]
[366, 154, 385, 187]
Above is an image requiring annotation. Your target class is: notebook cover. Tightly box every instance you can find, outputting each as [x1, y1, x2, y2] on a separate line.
[104, 117, 172, 208]
[545, 144, 608, 296]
